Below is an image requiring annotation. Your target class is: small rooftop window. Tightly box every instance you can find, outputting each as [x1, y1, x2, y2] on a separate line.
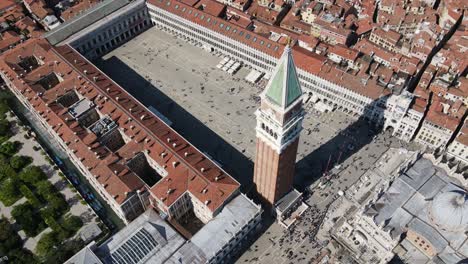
[226, 26, 230, 30]
[239, 31, 244, 36]
[233, 29, 237, 33]
[220, 23, 224, 28]
[253, 37, 257, 42]
[182, 7, 186, 11]
[175, 4, 179, 9]
[194, 12, 198, 17]
[246, 34, 251, 39]
[166, 1, 170, 6]
[200, 15, 204, 19]
[267, 43, 271, 48]
[260, 40, 264, 45]
[274, 46, 279, 51]
[207, 17, 211, 22]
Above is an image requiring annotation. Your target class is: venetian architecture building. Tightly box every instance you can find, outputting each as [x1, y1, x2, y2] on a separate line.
[253, 45, 304, 205]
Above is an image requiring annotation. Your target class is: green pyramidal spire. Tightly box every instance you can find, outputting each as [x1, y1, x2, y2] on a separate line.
[265, 45, 303, 108]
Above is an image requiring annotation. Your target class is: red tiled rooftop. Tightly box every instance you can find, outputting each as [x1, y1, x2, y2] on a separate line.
[60, 0, 101, 21]
[194, 0, 226, 17]
[0, 39, 240, 210]
[0, 0, 16, 12]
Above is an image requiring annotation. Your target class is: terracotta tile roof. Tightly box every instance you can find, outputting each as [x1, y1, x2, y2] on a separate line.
[317, 61, 391, 100]
[0, 31, 21, 52]
[328, 44, 360, 61]
[246, 2, 282, 25]
[280, 8, 312, 34]
[0, 39, 240, 211]
[60, 0, 101, 21]
[410, 97, 427, 113]
[356, 18, 373, 35]
[371, 28, 401, 46]
[29, 0, 53, 20]
[148, 0, 284, 58]
[0, 0, 16, 12]
[425, 99, 466, 131]
[0, 5, 25, 23]
[194, 0, 226, 17]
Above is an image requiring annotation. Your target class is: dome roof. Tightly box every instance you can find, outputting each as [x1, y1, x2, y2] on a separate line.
[429, 190, 468, 232]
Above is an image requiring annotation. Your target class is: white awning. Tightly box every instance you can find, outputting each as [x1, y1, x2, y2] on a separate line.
[245, 69, 263, 83]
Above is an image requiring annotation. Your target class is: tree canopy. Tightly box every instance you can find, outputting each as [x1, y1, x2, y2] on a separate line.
[0, 178, 22, 206]
[10, 155, 32, 170]
[19, 165, 47, 185]
[11, 202, 45, 237]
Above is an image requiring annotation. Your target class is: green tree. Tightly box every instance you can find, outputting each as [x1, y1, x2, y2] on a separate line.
[0, 160, 16, 182]
[48, 194, 68, 214]
[35, 231, 59, 257]
[35, 180, 55, 197]
[10, 155, 32, 170]
[0, 141, 18, 156]
[62, 215, 83, 234]
[19, 184, 41, 207]
[4, 249, 38, 264]
[0, 118, 10, 137]
[11, 202, 45, 237]
[0, 100, 9, 118]
[19, 165, 47, 184]
[43, 239, 84, 263]
[0, 218, 22, 253]
[0, 178, 22, 206]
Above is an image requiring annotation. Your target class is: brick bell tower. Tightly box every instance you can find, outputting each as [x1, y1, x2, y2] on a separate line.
[253, 45, 305, 205]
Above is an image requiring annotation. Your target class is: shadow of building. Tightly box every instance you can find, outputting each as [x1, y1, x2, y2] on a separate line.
[295, 94, 391, 190]
[94, 56, 255, 192]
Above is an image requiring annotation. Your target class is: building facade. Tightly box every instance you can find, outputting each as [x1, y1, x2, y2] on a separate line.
[146, 0, 393, 125]
[45, 0, 152, 60]
[253, 45, 304, 204]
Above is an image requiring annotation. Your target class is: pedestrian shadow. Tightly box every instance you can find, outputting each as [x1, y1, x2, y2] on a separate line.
[295, 95, 390, 189]
[94, 56, 255, 192]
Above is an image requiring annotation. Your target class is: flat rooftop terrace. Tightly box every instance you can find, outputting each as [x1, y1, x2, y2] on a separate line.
[96, 27, 375, 191]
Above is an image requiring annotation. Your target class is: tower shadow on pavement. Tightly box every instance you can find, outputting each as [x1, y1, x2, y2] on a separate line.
[295, 95, 390, 190]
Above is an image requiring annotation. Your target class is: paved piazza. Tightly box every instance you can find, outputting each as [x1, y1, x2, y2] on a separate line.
[96, 27, 422, 263]
[97, 27, 372, 191]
